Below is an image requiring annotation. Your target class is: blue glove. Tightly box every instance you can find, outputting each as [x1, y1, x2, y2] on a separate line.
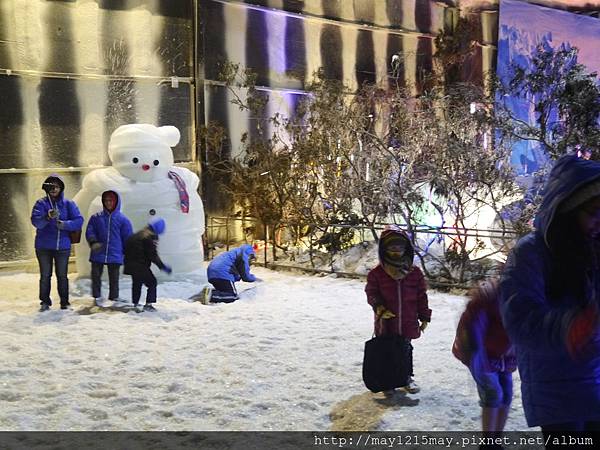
[162, 265, 172, 274]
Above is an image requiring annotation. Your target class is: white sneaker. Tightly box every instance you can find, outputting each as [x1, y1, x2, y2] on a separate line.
[134, 304, 144, 313]
[400, 380, 420, 394]
[112, 299, 133, 308]
[94, 297, 108, 307]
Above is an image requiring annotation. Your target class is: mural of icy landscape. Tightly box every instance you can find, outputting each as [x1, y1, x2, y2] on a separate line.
[497, 0, 600, 169]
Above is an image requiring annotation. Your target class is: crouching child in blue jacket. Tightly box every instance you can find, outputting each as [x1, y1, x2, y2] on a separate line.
[205, 244, 258, 303]
[123, 217, 172, 312]
[86, 190, 133, 307]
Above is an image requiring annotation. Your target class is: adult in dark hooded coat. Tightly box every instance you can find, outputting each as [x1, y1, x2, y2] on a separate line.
[500, 154, 600, 437]
[30, 175, 83, 311]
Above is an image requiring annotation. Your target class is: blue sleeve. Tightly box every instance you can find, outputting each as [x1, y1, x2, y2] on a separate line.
[31, 199, 50, 229]
[86, 215, 99, 244]
[240, 253, 256, 282]
[499, 237, 573, 354]
[60, 200, 84, 232]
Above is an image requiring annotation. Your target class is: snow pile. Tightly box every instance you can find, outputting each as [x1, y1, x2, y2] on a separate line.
[0, 267, 530, 431]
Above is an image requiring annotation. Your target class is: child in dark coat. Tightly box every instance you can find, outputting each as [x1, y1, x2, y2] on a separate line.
[86, 190, 133, 306]
[453, 278, 516, 443]
[123, 217, 172, 312]
[365, 226, 431, 394]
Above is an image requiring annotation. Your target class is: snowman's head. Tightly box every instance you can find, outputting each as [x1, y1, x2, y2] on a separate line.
[108, 124, 180, 182]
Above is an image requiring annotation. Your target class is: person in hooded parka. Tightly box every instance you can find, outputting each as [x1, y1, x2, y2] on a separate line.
[30, 174, 83, 311]
[365, 226, 431, 394]
[205, 244, 258, 303]
[85, 190, 133, 306]
[500, 154, 600, 439]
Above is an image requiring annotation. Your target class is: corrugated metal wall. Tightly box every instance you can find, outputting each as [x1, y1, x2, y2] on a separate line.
[0, 0, 195, 263]
[0, 0, 504, 264]
[197, 0, 460, 215]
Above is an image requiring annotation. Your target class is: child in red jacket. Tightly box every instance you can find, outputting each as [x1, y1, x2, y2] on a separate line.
[365, 226, 431, 394]
[453, 278, 516, 442]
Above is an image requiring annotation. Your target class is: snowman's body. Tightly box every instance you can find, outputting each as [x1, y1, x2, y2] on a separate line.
[73, 125, 205, 278]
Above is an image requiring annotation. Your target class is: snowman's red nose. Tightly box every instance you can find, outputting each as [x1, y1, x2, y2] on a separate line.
[142, 164, 150, 171]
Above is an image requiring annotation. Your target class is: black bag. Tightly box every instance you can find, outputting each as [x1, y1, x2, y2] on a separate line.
[362, 334, 412, 393]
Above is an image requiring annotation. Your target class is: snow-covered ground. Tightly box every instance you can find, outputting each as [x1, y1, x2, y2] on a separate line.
[0, 267, 532, 432]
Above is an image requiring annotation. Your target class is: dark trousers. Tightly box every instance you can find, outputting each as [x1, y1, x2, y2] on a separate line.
[542, 422, 600, 449]
[36, 248, 70, 306]
[208, 278, 238, 303]
[91, 262, 121, 300]
[131, 269, 157, 305]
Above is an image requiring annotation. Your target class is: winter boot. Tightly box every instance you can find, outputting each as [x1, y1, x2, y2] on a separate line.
[200, 286, 212, 305]
[60, 303, 72, 310]
[143, 304, 157, 312]
[134, 304, 144, 313]
[95, 297, 108, 307]
[39, 304, 50, 312]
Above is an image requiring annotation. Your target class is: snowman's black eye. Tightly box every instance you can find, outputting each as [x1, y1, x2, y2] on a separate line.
[132, 157, 139, 164]
[153, 160, 159, 166]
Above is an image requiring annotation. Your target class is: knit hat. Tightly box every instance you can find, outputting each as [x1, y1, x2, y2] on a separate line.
[559, 179, 600, 213]
[378, 228, 413, 268]
[148, 217, 166, 235]
[380, 233, 408, 267]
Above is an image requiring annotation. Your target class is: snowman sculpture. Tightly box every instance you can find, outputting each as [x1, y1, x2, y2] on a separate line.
[73, 124, 205, 278]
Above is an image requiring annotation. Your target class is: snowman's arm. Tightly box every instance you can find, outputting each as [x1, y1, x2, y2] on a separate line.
[174, 168, 205, 232]
[73, 176, 103, 218]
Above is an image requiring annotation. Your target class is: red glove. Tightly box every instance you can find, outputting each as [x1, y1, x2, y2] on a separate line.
[566, 304, 599, 358]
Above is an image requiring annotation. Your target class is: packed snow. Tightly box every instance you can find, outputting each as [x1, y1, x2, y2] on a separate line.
[0, 266, 533, 432]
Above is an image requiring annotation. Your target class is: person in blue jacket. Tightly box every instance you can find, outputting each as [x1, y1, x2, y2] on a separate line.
[30, 175, 84, 311]
[205, 244, 258, 303]
[85, 190, 133, 307]
[500, 154, 600, 440]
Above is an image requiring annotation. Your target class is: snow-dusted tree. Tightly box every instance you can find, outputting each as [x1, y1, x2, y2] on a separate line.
[489, 42, 600, 240]
[495, 43, 600, 160]
[412, 84, 520, 283]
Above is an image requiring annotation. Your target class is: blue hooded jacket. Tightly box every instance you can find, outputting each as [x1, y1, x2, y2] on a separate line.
[86, 190, 133, 264]
[499, 154, 600, 426]
[31, 175, 84, 251]
[207, 244, 256, 283]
